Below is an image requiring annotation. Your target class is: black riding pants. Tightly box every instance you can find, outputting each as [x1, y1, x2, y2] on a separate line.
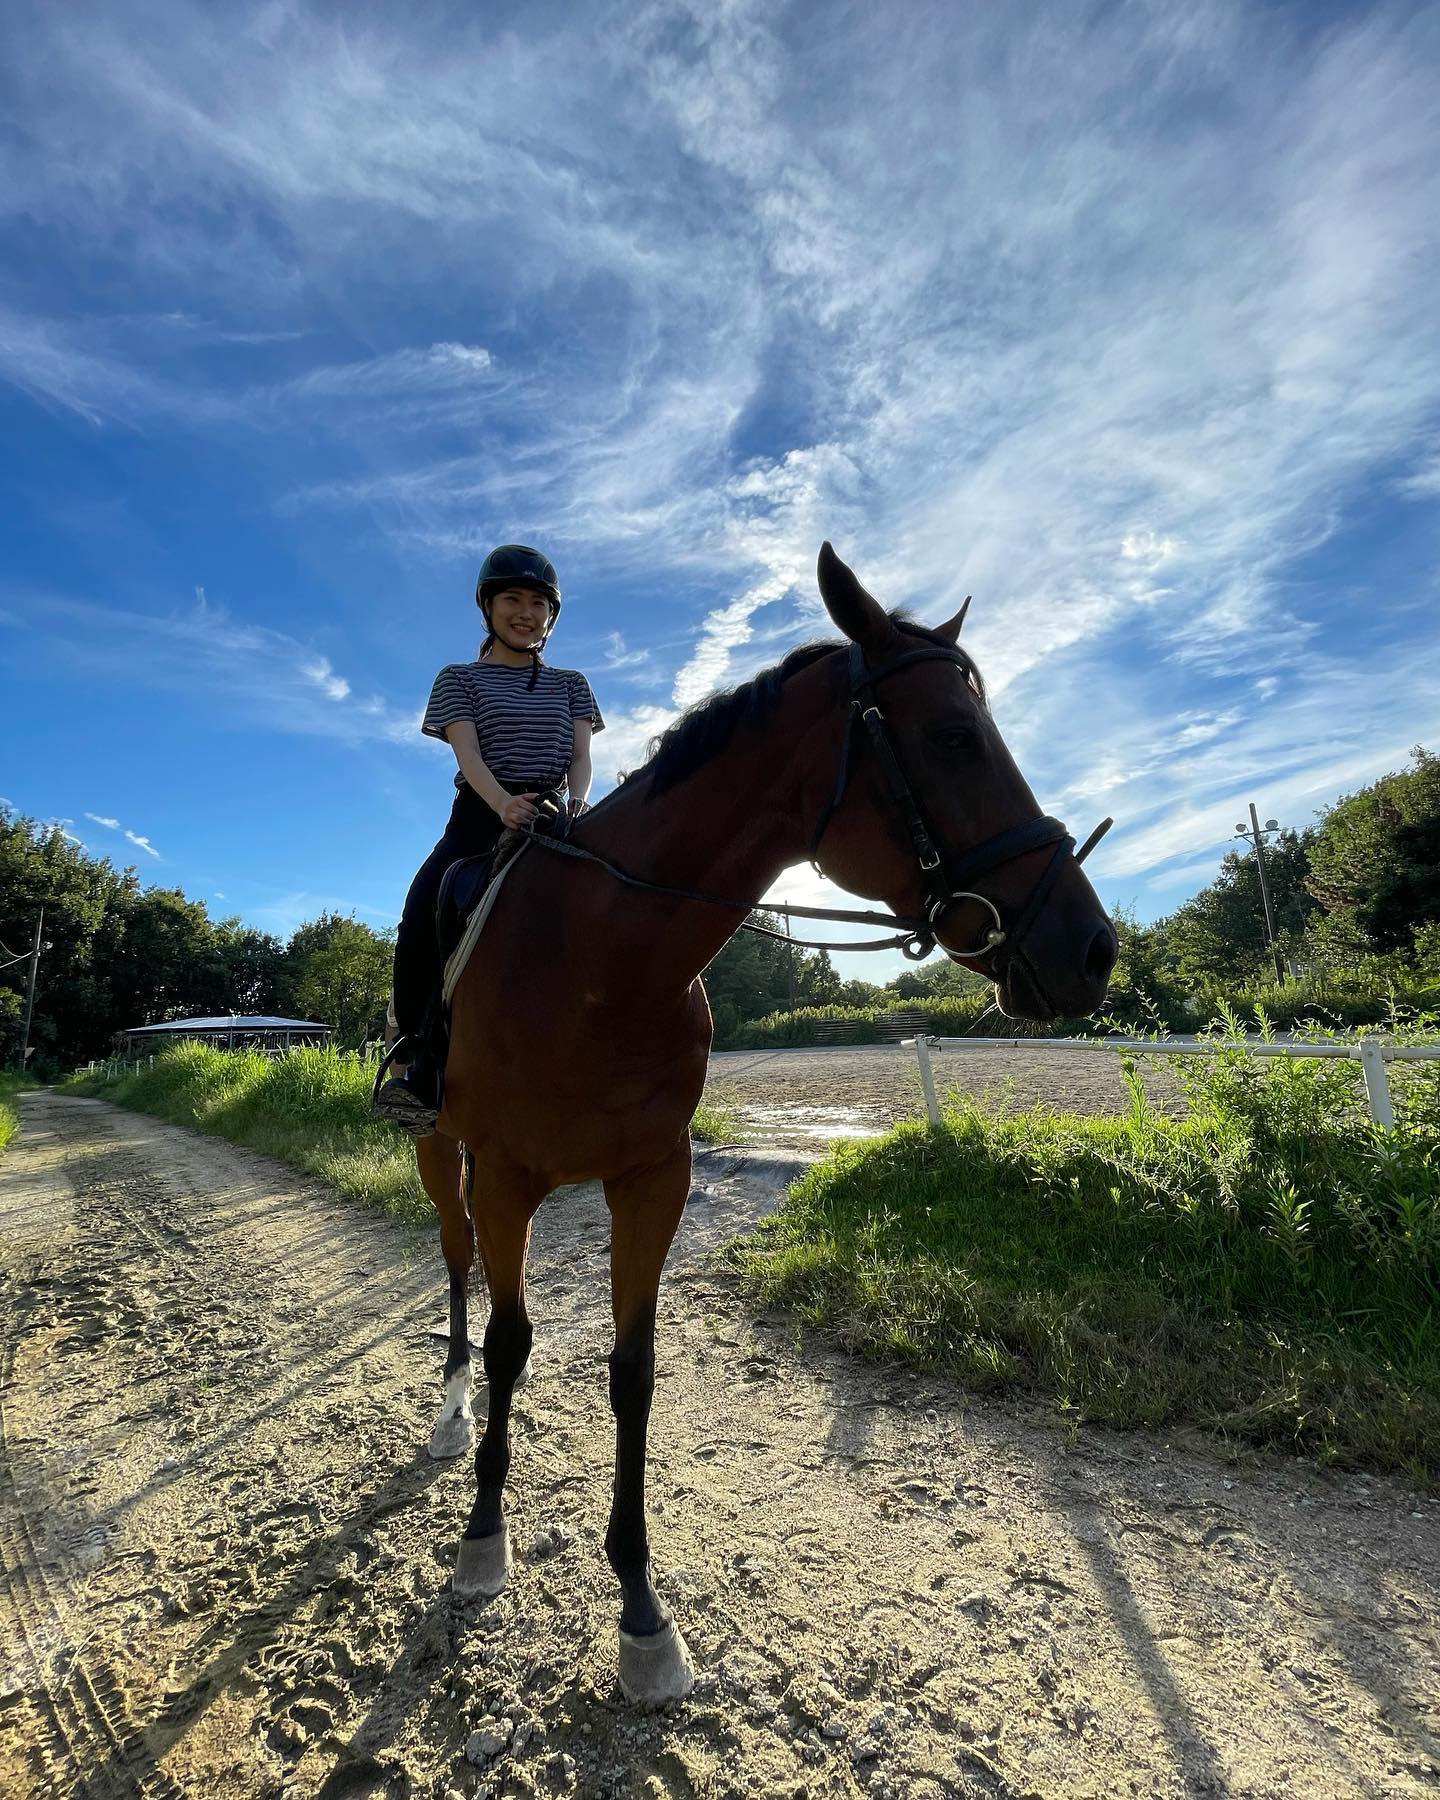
[392, 784, 506, 1041]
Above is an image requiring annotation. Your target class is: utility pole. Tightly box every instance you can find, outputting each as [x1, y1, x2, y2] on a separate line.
[1234, 808, 1285, 985]
[18, 905, 43, 1070]
[783, 912, 796, 1007]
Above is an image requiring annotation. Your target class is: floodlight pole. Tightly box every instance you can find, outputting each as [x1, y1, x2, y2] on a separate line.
[17, 906, 43, 1070]
[1241, 805, 1285, 985]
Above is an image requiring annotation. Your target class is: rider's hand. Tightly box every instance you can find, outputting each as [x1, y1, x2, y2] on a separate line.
[500, 792, 539, 830]
[568, 797, 589, 819]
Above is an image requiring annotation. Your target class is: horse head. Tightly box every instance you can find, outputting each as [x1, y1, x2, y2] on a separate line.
[811, 541, 1116, 1023]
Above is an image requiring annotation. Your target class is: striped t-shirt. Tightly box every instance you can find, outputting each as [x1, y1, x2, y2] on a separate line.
[422, 659, 605, 790]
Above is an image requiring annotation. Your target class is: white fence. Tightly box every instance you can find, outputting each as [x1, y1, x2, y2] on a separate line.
[904, 1034, 1440, 1132]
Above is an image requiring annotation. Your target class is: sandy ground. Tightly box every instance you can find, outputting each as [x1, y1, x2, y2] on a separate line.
[702, 1045, 1183, 1146]
[2, 1089, 1438, 1800]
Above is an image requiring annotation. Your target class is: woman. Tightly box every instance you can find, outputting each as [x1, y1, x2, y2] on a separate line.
[373, 543, 604, 1134]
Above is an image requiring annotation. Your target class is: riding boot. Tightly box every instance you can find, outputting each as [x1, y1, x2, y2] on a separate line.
[371, 1038, 441, 1137]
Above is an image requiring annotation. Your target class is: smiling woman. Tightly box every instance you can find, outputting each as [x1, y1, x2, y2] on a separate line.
[372, 544, 605, 1134]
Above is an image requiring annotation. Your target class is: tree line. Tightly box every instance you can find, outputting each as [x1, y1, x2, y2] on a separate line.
[1, 809, 392, 1073]
[1113, 746, 1439, 1006]
[5, 746, 1436, 1071]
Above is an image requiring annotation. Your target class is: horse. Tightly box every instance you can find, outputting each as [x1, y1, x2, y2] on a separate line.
[412, 542, 1116, 1705]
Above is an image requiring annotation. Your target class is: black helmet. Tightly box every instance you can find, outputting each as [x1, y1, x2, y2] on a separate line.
[475, 544, 561, 618]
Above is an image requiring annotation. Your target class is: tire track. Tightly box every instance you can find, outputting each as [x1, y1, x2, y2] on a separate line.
[0, 1259, 186, 1800]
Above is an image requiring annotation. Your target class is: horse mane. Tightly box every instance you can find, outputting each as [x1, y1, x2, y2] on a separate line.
[641, 612, 986, 797]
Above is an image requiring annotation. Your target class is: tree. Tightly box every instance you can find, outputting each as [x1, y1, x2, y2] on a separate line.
[1159, 829, 1316, 990]
[887, 960, 988, 1001]
[1, 809, 138, 1068]
[108, 887, 229, 1027]
[288, 914, 394, 1046]
[214, 921, 288, 1015]
[1305, 748, 1440, 961]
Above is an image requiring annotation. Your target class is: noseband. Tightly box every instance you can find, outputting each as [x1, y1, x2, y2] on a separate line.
[808, 642, 1112, 964]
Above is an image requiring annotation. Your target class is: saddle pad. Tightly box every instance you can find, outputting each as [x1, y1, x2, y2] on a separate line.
[441, 842, 529, 1007]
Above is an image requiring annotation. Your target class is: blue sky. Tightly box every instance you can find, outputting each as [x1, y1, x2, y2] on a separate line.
[3, 0, 1439, 984]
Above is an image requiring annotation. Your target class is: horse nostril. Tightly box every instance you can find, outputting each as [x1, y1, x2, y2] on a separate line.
[1085, 924, 1118, 985]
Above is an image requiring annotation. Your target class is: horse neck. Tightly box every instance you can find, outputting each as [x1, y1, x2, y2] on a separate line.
[581, 657, 844, 989]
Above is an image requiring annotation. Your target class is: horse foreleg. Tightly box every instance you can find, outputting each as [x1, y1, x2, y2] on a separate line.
[416, 1133, 478, 1460]
[603, 1138, 696, 1706]
[454, 1176, 539, 1599]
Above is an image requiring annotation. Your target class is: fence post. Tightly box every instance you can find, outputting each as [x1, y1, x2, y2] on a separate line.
[1357, 1039, 1395, 1131]
[912, 1035, 941, 1127]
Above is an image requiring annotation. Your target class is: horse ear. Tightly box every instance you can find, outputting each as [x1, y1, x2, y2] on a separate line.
[936, 595, 972, 643]
[816, 542, 897, 658]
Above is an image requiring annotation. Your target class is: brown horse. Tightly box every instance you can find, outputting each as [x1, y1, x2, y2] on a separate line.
[413, 543, 1116, 1703]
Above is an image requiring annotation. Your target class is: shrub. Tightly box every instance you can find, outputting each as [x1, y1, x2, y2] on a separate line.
[732, 1013, 1440, 1474]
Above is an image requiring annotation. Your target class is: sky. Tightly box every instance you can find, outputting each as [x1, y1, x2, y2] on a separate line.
[2, 0, 1439, 986]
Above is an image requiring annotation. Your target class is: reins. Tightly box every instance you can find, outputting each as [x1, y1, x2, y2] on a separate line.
[516, 829, 932, 953]
[517, 638, 1113, 964]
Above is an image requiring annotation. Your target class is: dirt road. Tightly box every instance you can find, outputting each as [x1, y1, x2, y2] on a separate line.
[2, 1092, 1437, 1800]
[702, 1045, 1182, 1146]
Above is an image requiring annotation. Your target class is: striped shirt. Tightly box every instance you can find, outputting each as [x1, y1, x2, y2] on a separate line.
[422, 658, 605, 790]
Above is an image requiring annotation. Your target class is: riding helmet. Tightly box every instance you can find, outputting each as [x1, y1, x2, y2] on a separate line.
[475, 544, 561, 620]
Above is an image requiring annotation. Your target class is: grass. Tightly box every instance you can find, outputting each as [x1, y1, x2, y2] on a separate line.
[730, 1023, 1440, 1478]
[0, 1070, 29, 1157]
[63, 1042, 737, 1227]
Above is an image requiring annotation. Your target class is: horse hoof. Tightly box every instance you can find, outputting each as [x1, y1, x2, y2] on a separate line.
[454, 1529, 511, 1599]
[617, 1618, 695, 1708]
[427, 1411, 475, 1460]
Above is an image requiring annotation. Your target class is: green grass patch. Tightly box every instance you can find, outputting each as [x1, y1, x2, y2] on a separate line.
[63, 1042, 736, 1224]
[731, 1035, 1440, 1477]
[0, 1070, 31, 1157]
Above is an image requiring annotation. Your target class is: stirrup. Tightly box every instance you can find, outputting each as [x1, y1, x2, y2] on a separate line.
[370, 1036, 440, 1135]
[370, 1034, 414, 1106]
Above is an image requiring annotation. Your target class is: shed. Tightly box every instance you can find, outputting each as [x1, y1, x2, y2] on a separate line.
[123, 1014, 334, 1054]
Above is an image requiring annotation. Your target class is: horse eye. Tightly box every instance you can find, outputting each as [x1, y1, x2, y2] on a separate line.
[931, 724, 982, 754]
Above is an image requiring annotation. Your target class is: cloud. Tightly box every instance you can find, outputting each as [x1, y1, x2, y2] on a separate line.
[24, 589, 418, 746]
[600, 631, 651, 671]
[301, 657, 350, 702]
[1398, 453, 1440, 499]
[3, 0, 1439, 953]
[589, 704, 680, 786]
[78, 809, 162, 859]
[1120, 531, 1178, 568]
[246, 890, 400, 937]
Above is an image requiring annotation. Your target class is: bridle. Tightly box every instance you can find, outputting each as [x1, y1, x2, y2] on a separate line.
[518, 637, 1112, 965]
[806, 640, 1113, 963]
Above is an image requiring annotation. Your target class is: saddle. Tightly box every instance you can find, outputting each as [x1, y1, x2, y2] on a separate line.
[434, 791, 568, 987]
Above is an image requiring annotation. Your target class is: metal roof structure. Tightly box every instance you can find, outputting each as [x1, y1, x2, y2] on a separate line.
[126, 1014, 332, 1035]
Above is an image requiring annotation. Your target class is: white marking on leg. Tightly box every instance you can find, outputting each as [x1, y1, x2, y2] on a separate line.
[428, 1361, 476, 1459]
[442, 1363, 473, 1424]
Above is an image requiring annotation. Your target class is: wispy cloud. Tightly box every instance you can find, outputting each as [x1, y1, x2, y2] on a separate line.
[21, 589, 418, 746]
[600, 631, 651, 671]
[3, 0, 1439, 967]
[245, 890, 400, 938]
[301, 656, 349, 702]
[80, 809, 161, 859]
